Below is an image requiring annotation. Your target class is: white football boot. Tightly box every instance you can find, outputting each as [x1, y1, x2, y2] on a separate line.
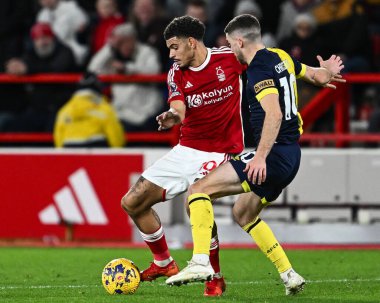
[166, 259, 214, 286]
[281, 269, 306, 295]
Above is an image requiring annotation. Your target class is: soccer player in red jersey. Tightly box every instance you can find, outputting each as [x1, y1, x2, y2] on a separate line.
[121, 16, 303, 296]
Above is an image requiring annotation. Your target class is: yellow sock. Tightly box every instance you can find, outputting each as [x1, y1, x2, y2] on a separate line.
[243, 218, 291, 273]
[188, 193, 214, 255]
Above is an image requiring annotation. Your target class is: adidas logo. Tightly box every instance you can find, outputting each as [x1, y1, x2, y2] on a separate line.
[185, 81, 193, 88]
[39, 168, 108, 225]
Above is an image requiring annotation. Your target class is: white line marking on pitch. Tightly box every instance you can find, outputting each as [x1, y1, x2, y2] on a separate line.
[1, 278, 379, 290]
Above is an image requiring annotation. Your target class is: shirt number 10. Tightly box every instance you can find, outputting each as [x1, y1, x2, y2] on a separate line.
[279, 74, 298, 120]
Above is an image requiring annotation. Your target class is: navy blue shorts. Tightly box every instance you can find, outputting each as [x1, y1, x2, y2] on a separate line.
[230, 143, 301, 203]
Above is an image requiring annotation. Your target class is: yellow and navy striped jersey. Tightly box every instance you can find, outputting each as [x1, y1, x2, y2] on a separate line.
[246, 48, 306, 146]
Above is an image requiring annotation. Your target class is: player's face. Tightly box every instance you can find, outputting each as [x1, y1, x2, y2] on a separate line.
[226, 33, 246, 65]
[166, 37, 194, 68]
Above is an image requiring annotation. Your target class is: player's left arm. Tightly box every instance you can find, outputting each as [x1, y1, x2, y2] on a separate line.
[244, 93, 282, 185]
[301, 55, 346, 89]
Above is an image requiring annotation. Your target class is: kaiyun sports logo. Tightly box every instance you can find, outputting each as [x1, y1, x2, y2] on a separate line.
[186, 85, 233, 108]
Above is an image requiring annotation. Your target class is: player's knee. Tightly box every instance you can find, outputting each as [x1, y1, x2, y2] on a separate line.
[232, 203, 261, 227]
[184, 198, 190, 216]
[121, 194, 139, 217]
[188, 181, 208, 197]
[232, 204, 253, 227]
[187, 183, 197, 197]
[232, 204, 244, 225]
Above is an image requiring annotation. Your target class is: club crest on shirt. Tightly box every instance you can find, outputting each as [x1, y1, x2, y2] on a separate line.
[254, 79, 275, 93]
[216, 66, 226, 82]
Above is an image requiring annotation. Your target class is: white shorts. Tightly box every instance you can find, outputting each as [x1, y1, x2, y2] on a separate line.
[142, 144, 231, 200]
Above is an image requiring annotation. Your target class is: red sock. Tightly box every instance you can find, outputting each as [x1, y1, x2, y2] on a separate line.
[140, 226, 171, 261]
[209, 236, 220, 274]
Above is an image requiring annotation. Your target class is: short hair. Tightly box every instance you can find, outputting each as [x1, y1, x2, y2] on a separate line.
[112, 23, 136, 38]
[224, 14, 261, 42]
[163, 15, 205, 41]
[294, 13, 316, 31]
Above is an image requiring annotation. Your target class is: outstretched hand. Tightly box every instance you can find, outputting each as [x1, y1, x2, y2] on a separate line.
[317, 55, 346, 89]
[156, 110, 180, 131]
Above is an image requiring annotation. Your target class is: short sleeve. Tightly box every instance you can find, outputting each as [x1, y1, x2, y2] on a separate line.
[167, 63, 185, 104]
[247, 62, 279, 102]
[291, 55, 307, 79]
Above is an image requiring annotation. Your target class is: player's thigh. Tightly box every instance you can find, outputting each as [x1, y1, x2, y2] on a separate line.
[231, 149, 292, 203]
[189, 162, 244, 200]
[232, 192, 265, 226]
[190, 151, 231, 183]
[141, 145, 194, 201]
[186, 150, 231, 213]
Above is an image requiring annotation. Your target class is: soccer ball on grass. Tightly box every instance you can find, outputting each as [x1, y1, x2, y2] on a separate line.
[101, 258, 141, 294]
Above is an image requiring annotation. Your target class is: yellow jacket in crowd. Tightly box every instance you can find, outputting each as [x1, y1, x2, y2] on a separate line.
[54, 89, 126, 147]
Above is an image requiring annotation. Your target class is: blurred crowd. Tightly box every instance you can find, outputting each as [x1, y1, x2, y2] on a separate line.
[0, 0, 379, 147]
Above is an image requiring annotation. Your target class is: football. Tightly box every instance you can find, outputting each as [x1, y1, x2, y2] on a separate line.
[101, 258, 141, 295]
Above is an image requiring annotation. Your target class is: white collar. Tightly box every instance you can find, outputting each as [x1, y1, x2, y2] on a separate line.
[189, 48, 211, 72]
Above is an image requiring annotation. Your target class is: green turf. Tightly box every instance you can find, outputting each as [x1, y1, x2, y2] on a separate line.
[0, 247, 379, 302]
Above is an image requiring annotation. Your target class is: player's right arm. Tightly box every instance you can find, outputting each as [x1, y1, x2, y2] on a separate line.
[156, 100, 186, 131]
[244, 93, 282, 185]
[157, 64, 187, 131]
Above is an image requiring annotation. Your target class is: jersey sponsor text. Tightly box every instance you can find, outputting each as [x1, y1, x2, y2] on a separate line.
[254, 79, 275, 93]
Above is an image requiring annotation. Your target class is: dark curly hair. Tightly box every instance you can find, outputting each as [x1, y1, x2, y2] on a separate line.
[163, 16, 205, 41]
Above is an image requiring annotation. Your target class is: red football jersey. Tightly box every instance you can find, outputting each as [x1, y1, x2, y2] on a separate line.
[167, 47, 245, 154]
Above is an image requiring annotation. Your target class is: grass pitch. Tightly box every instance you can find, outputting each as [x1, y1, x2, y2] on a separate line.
[0, 247, 379, 302]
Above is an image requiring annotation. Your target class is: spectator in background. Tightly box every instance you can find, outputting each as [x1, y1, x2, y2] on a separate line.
[276, 0, 317, 41]
[165, 0, 186, 18]
[255, 0, 284, 37]
[212, 0, 238, 29]
[3, 23, 77, 132]
[280, 14, 321, 109]
[0, 1, 35, 72]
[37, 0, 89, 65]
[88, 23, 163, 131]
[89, 0, 125, 54]
[313, 0, 371, 72]
[54, 72, 125, 148]
[368, 89, 380, 147]
[279, 13, 320, 66]
[0, 0, 36, 131]
[186, 0, 220, 47]
[234, 0, 277, 47]
[130, 0, 169, 70]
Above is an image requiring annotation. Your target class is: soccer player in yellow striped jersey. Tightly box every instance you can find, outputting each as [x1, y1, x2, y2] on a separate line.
[248, 46, 306, 147]
[166, 14, 345, 295]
